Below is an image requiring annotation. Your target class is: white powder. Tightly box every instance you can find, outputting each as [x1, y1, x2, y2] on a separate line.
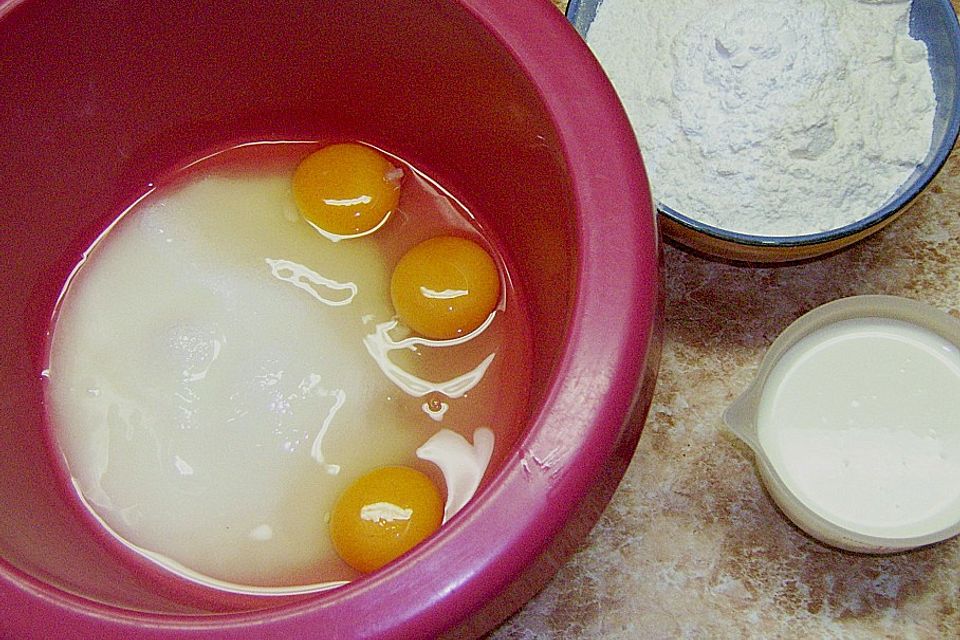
[587, 0, 937, 236]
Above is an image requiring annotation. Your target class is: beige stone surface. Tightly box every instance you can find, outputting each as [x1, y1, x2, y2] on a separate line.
[491, 1, 960, 637]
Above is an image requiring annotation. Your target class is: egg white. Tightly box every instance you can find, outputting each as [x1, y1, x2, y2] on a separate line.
[47, 173, 426, 588]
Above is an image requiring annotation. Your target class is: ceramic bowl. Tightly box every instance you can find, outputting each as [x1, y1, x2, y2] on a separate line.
[568, 0, 960, 263]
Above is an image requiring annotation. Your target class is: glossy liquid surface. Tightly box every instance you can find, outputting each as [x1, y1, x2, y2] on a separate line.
[758, 317, 960, 538]
[45, 142, 532, 592]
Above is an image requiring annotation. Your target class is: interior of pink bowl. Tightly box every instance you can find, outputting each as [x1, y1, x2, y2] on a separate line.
[0, 0, 660, 637]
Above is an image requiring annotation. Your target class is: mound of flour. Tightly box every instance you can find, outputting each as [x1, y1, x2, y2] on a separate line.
[587, 0, 936, 236]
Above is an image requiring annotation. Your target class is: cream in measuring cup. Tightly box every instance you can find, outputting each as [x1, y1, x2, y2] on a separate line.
[725, 295, 960, 553]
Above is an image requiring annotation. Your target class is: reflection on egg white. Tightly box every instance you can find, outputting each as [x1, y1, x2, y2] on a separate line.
[417, 427, 495, 524]
[266, 258, 358, 307]
[362, 312, 497, 400]
[45, 141, 530, 592]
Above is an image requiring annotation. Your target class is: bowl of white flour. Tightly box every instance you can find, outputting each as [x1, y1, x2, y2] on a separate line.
[569, 0, 960, 262]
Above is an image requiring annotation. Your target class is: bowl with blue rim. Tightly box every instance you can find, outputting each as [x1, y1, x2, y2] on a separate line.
[567, 0, 960, 263]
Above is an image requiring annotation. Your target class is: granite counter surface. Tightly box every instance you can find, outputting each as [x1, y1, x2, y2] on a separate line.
[489, 1, 960, 638]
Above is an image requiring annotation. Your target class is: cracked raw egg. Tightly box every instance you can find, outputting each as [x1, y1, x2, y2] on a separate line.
[292, 143, 402, 237]
[330, 465, 443, 573]
[45, 140, 532, 592]
[390, 236, 500, 340]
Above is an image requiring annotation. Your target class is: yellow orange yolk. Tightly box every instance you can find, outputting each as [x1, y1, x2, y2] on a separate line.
[329, 466, 443, 574]
[292, 143, 401, 237]
[390, 236, 500, 340]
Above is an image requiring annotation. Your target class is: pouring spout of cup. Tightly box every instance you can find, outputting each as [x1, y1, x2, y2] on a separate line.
[723, 385, 762, 454]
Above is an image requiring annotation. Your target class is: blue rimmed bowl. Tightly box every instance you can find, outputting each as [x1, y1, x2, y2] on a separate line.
[568, 0, 960, 262]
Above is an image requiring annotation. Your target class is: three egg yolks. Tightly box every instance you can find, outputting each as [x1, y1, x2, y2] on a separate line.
[329, 466, 443, 573]
[391, 236, 500, 340]
[292, 144, 500, 573]
[292, 143, 401, 237]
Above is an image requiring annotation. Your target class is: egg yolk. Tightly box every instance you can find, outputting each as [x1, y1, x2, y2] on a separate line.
[329, 465, 443, 574]
[390, 236, 500, 340]
[292, 143, 401, 236]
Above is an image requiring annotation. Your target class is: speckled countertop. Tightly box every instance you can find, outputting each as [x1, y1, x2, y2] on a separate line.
[489, 1, 960, 638]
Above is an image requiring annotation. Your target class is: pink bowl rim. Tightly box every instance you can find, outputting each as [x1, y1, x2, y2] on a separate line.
[0, 0, 659, 637]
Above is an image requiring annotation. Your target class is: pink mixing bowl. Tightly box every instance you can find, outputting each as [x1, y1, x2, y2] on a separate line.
[0, 0, 661, 637]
